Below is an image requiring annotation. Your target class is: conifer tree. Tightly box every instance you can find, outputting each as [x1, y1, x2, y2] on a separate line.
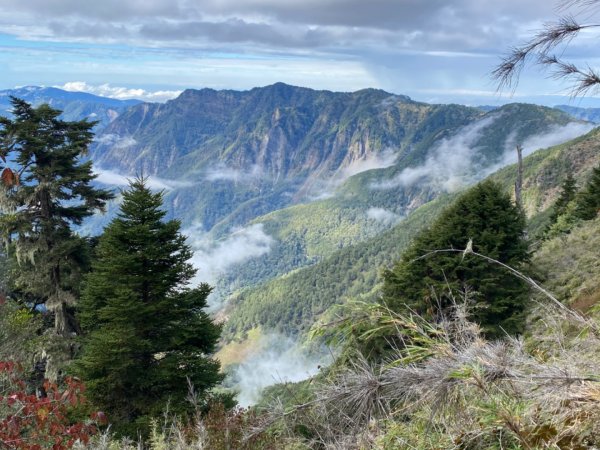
[574, 163, 600, 220]
[549, 172, 577, 224]
[0, 98, 113, 335]
[382, 180, 529, 336]
[74, 178, 222, 435]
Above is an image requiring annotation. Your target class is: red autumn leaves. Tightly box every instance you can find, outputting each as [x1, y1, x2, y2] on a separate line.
[0, 361, 106, 449]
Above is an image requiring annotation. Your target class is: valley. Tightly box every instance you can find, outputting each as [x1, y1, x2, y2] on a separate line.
[2, 83, 596, 405]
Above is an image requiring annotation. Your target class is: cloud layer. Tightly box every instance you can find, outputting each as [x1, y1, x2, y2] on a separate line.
[93, 167, 193, 190]
[184, 223, 275, 286]
[4, 0, 599, 105]
[0, 0, 558, 53]
[203, 164, 264, 184]
[58, 81, 181, 102]
[228, 332, 330, 406]
[372, 119, 594, 192]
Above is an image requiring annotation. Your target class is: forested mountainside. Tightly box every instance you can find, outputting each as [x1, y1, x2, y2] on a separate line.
[79, 84, 590, 315]
[208, 102, 587, 301]
[220, 126, 600, 347]
[0, 86, 140, 130]
[89, 84, 577, 234]
[0, 84, 587, 307]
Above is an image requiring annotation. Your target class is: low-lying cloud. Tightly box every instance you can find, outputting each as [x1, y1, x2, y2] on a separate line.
[371, 115, 498, 192]
[486, 122, 595, 177]
[185, 223, 275, 286]
[366, 207, 401, 225]
[204, 164, 263, 184]
[522, 122, 594, 158]
[58, 81, 181, 102]
[371, 118, 594, 193]
[227, 332, 330, 407]
[308, 148, 398, 200]
[93, 167, 193, 190]
[94, 133, 137, 149]
[341, 148, 398, 179]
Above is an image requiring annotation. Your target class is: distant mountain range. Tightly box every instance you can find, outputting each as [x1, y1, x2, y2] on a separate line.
[0, 86, 140, 130]
[87, 84, 587, 234]
[555, 105, 600, 124]
[83, 86, 588, 296]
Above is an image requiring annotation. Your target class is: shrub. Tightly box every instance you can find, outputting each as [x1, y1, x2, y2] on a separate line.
[0, 361, 104, 449]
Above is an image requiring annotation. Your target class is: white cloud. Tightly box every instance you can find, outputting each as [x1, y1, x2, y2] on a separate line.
[371, 114, 499, 191]
[372, 118, 595, 193]
[185, 223, 275, 285]
[481, 122, 596, 177]
[228, 332, 330, 407]
[340, 148, 398, 179]
[521, 122, 594, 157]
[93, 167, 193, 190]
[94, 133, 137, 149]
[366, 207, 401, 224]
[57, 81, 181, 102]
[308, 148, 398, 200]
[204, 164, 263, 183]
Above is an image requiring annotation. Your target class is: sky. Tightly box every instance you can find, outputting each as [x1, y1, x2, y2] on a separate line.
[1, 0, 600, 105]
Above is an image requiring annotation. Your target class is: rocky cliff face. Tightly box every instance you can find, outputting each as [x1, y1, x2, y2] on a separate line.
[91, 83, 478, 178]
[89, 83, 484, 228]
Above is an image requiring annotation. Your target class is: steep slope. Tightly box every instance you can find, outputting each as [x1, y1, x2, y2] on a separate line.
[221, 126, 600, 342]
[221, 195, 452, 338]
[90, 83, 487, 230]
[0, 86, 140, 130]
[213, 102, 585, 295]
[88, 84, 583, 304]
[533, 216, 600, 310]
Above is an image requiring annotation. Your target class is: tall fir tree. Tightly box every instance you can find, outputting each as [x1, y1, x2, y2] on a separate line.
[549, 172, 577, 224]
[74, 178, 222, 435]
[574, 163, 600, 220]
[382, 180, 530, 336]
[0, 98, 113, 335]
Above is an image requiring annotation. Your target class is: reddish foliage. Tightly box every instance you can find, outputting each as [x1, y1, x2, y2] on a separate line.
[0, 361, 103, 449]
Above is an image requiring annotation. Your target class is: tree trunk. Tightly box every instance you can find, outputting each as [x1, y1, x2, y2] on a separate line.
[54, 301, 70, 337]
[514, 144, 523, 208]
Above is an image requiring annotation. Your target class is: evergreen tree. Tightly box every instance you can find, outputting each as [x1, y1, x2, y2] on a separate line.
[74, 178, 222, 435]
[382, 181, 529, 336]
[574, 163, 600, 220]
[549, 172, 577, 224]
[0, 98, 113, 335]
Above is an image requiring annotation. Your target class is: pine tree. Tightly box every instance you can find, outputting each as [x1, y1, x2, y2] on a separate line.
[574, 163, 600, 220]
[549, 172, 577, 224]
[382, 181, 529, 336]
[74, 178, 222, 436]
[0, 98, 113, 335]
